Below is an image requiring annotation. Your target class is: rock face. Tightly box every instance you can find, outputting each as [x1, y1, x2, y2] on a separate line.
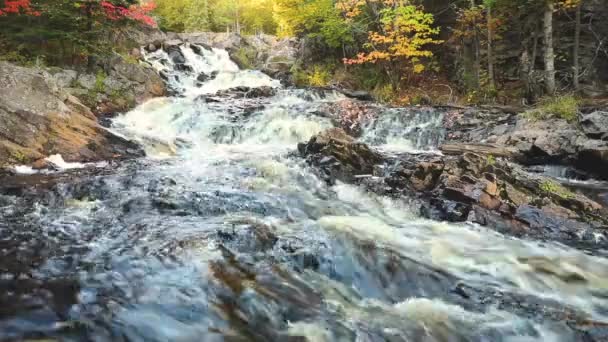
[0, 62, 144, 167]
[50, 54, 166, 116]
[580, 111, 608, 140]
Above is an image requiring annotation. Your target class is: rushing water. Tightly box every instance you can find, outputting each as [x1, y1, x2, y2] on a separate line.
[1, 44, 608, 341]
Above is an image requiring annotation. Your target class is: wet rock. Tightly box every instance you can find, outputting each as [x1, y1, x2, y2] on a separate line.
[298, 128, 383, 184]
[515, 205, 594, 238]
[343, 140, 608, 245]
[196, 71, 218, 83]
[576, 143, 608, 180]
[580, 111, 608, 140]
[165, 45, 186, 65]
[410, 159, 444, 191]
[339, 89, 374, 101]
[190, 43, 212, 55]
[444, 108, 608, 179]
[245, 86, 276, 98]
[174, 63, 193, 73]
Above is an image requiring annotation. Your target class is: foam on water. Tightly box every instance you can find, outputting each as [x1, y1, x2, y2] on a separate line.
[4, 42, 607, 341]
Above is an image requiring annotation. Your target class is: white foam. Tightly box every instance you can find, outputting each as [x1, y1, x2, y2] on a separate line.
[46, 154, 87, 170]
[13, 165, 38, 175]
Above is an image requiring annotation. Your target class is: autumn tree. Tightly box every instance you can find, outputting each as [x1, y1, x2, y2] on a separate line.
[343, 1, 441, 89]
[0, 0, 156, 66]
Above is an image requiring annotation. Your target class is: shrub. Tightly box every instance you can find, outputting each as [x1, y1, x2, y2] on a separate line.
[95, 70, 107, 93]
[306, 64, 332, 87]
[372, 84, 395, 104]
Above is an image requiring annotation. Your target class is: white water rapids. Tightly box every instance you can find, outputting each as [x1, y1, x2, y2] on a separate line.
[1, 43, 607, 341]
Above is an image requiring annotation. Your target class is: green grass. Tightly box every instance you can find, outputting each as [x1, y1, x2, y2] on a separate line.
[95, 70, 107, 93]
[523, 95, 579, 122]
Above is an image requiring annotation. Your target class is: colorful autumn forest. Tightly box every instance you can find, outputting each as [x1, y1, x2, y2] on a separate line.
[1, 0, 607, 105]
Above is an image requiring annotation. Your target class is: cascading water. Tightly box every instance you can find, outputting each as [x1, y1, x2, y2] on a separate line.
[1, 43, 608, 341]
[360, 106, 445, 153]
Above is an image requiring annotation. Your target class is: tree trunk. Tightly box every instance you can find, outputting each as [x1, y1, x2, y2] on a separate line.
[235, 0, 241, 34]
[487, 5, 495, 89]
[471, 0, 480, 88]
[573, 1, 582, 90]
[463, 0, 480, 90]
[543, 1, 556, 94]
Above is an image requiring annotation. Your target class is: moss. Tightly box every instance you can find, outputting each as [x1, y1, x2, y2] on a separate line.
[10, 149, 26, 163]
[486, 154, 496, 166]
[119, 53, 140, 65]
[523, 95, 579, 122]
[540, 180, 574, 199]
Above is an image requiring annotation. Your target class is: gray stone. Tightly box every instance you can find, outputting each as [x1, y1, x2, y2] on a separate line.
[0, 61, 143, 166]
[580, 111, 608, 139]
[52, 69, 78, 88]
[77, 73, 97, 90]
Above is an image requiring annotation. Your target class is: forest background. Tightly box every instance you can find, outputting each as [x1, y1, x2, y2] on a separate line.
[1, 0, 607, 108]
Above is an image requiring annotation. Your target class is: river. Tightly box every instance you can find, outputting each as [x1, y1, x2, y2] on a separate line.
[1, 43, 607, 341]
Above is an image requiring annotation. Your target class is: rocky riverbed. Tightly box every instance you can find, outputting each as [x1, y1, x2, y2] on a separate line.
[1, 38, 608, 341]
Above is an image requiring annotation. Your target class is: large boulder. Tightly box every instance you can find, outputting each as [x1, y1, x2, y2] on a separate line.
[298, 128, 384, 184]
[445, 108, 608, 179]
[51, 54, 166, 116]
[0, 62, 143, 167]
[580, 111, 608, 140]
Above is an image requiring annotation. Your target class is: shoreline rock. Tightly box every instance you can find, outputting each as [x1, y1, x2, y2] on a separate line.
[0, 60, 151, 169]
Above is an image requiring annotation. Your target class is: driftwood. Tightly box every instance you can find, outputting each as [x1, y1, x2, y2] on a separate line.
[440, 143, 517, 158]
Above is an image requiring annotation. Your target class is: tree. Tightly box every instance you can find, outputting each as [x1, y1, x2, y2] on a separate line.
[572, 0, 582, 90]
[484, 0, 496, 89]
[1, 0, 156, 66]
[0, 0, 39, 16]
[343, 2, 441, 89]
[275, 0, 355, 48]
[543, 0, 556, 94]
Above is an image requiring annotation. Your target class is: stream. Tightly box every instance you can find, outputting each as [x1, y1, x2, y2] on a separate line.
[1, 44, 608, 341]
